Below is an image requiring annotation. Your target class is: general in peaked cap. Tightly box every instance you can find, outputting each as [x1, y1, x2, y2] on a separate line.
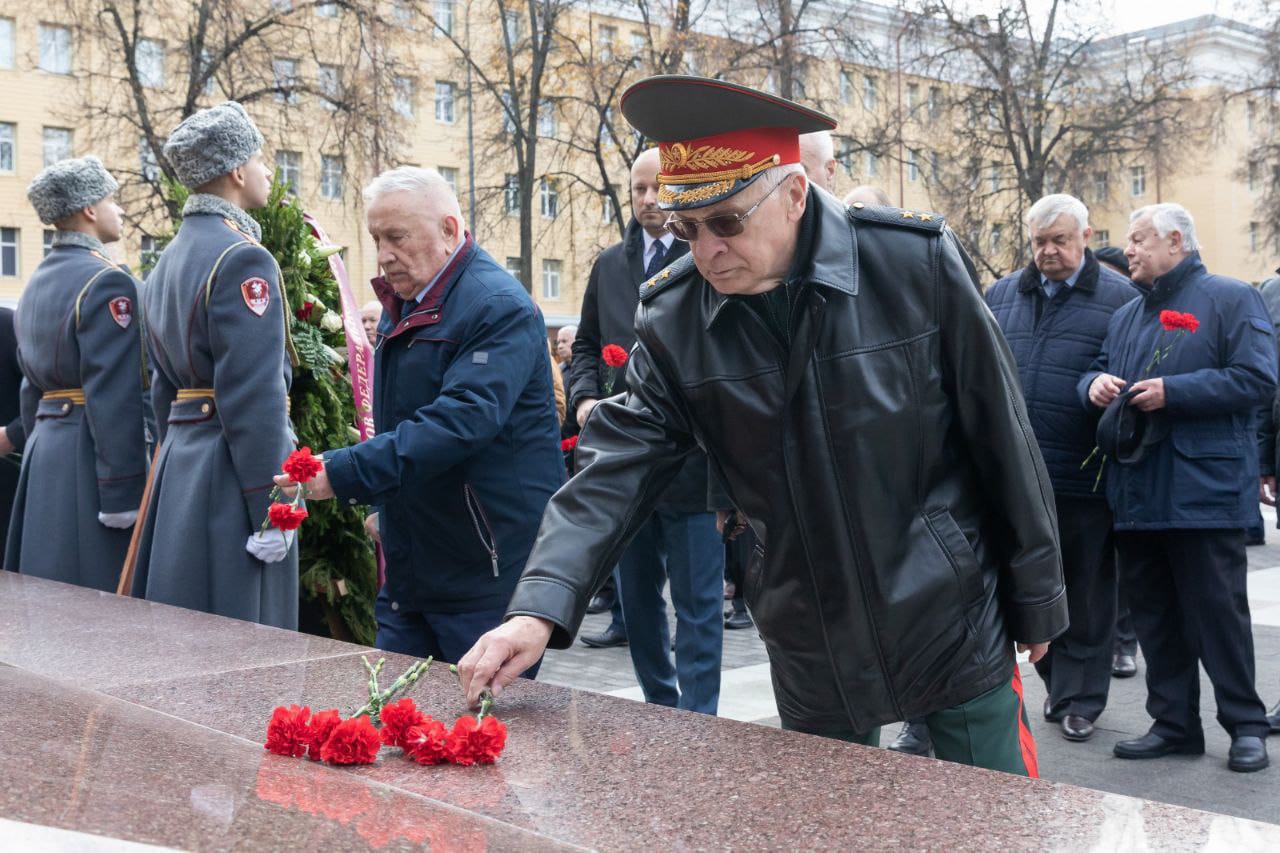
[620, 75, 835, 211]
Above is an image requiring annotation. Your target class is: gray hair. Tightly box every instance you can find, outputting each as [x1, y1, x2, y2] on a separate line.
[1025, 194, 1089, 234]
[363, 166, 464, 226]
[1131, 203, 1199, 252]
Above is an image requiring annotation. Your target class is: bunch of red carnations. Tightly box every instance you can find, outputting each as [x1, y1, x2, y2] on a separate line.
[263, 656, 507, 767]
[261, 447, 323, 532]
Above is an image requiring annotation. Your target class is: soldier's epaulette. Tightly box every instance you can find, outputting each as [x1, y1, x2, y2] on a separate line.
[222, 217, 260, 243]
[640, 252, 698, 302]
[87, 249, 122, 270]
[847, 202, 944, 232]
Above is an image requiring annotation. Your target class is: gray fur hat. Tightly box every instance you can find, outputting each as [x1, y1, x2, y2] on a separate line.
[26, 156, 120, 225]
[164, 101, 265, 188]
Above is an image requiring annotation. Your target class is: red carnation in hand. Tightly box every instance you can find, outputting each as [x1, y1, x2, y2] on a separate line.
[404, 719, 451, 765]
[268, 502, 309, 531]
[265, 704, 312, 757]
[319, 716, 382, 765]
[601, 344, 629, 368]
[282, 447, 323, 483]
[1159, 310, 1200, 333]
[447, 715, 508, 766]
[305, 709, 342, 761]
[378, 697, 427, 749]
[560, 436, 578, 452]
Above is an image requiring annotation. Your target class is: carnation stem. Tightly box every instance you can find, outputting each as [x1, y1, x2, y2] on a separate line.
[448, 663, 496, 719]
[1092, 454, 1107, 493]
[349, 656, 432, 722]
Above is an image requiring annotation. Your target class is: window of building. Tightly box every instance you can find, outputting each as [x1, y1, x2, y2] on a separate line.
[433, 0, 454, 35]
[320, 155, 343, 200]
[1247, 99, 1257, 133]
[927, 86, 941, 119]
[1250, 221, 1260, 253]
[1130, 165, 1146, 197]
[907, 149, 919, 183]
[199, 49, 217, 96]
[392, 0, 413, 23]
[271, 0, 292, 12]
[0, 18, 14, 69]
[318, 64, 341, 109]
[434, 80, 455, 123]
[140, 235, 161, 269]
[137, 38, 164, 87]
[833, 136, 854, 175]
[438, 166, 458, 194]
[43, 230, 54, 257]
[393, 76, 415, 117]
[542, 259, 562, 299]
[503, 10, 521, 45]
[630, 30, 646, 53]
[537, 99, 556, 137]
[862, 75, 877, 111]
[839, 69, 853, 106]
[316, 2, 338, 17]
[500, 90, 517, 134]
[38, 24, 72, 74]
[907, 82, 918, 111]
[275, 150, 301, 194]
[601, 188, 617, 224]
[864, 150, 878, 177]
[0, 228, 17, 277]
[139, 136, 159, 181]
[597, 24, 616, 58]
[1249, 160, 1259, 192]
[1093, 171, 1109, 202]
[930, 151, 940, 179]
[0, 123, 13, 172]
[539, 177, 558, 218]
[504, 174, 520, 214]
[990, 223, 1003, 254]
[273, 58, 299, 103]
[792, 68, 807, 100]
[988, 161, 1000, 193]
[505, 256, 522, 279]
[1092, 229, 1110, 248]
[42, 127, 72, 167]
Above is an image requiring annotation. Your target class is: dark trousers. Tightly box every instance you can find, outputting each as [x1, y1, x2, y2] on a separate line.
[1034, 496, 1116, 721]
[375, 588, 542, 678]
[1114, 584, 1138, 657]
[1115, 529, 1269, 740]
[617, 509, 724, 714]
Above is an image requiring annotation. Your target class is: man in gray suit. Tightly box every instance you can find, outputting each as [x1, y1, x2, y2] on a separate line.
[131, 102, 298, 629]
[4, 156, 148, 590]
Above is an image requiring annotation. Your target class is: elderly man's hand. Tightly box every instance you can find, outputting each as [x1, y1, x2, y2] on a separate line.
[457, 616, 553, 707]
[273, 463, 335, 500]
[1262, 476, 1277, 507]
[1127, 377, 1166, 412]
[575, 398, 598, 428]
[364, 511, 381, 544]
[1087, 373, 1127, 408]
[1018, 642, 1050, 664]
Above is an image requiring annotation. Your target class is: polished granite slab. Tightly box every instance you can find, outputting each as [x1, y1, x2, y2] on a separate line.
[4, 572, 1280, 850]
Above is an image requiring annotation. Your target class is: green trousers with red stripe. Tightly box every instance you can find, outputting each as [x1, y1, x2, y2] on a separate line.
[784, 669, 1039, 777]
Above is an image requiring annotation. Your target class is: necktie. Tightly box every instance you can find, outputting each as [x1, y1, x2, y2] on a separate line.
[644, 241, 668, 279]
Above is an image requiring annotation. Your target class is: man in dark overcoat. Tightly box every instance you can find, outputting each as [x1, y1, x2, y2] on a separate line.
[131, 102, 297, 629]
[1081, 202, 1276, 772]
[458, 78, 1067, 775]
[4, 156, 148, 591]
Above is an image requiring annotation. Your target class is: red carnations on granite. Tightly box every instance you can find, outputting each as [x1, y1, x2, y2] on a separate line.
[305, 708, 342, 761]
[447, 715, 509, 766]
[319, 717, 383, 765]
[265, 704, 312, 758]
[404, 719, 452, 765]
[378, 697, 427, 748]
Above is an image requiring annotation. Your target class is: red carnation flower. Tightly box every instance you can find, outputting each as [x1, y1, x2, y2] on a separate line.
[560, 436, 578, 452]
[268, 502, 309, 531]
[601, 344, 629, 368]
[319, 716, 382, 765]
[1177, 311, 1200, 333]
[378, 697, 427, 749]
[294, 301, 315, 322]
[282, 447, 323, 483]
[447, 715, 508, 766]
[1159, 310, 1200, 333]
[305, 709, 342, 761]
[265, 704, 311, 757]
[404, 719, 451, 765]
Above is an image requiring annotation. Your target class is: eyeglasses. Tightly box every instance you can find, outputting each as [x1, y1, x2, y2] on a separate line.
[664, 176, 787, 242]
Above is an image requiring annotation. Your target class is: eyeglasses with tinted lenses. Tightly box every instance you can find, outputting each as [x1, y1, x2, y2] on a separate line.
[664, 176, 786, 242]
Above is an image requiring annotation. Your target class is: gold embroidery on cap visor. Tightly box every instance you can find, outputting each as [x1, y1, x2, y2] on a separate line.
[660, 143, 756, 174]
[658, 180, 736, 206]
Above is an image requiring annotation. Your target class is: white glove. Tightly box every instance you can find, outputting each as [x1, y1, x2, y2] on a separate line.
[99, 510, 138, 529]
[245, 529, 295, 563]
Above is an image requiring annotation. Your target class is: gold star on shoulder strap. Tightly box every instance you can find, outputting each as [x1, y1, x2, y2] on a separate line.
[919, 214, 934, 222]
[900, 210, 915, 219]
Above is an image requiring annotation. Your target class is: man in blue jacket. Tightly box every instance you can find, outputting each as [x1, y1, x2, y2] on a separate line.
[277, 166, 564, 669]
[1081, 202, 1276, 772]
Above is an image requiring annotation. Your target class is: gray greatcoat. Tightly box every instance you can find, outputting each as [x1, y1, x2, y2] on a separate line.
[132, 195, 297, 628]
[4, 231, 148, 590]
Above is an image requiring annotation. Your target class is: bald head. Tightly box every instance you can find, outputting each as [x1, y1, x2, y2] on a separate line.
[799, 131, 836, 193]
[364, 167, 466, 300]
[360, 299, 382, 346]
[844, 185, 892, 207]
[631, 147, 665, 237]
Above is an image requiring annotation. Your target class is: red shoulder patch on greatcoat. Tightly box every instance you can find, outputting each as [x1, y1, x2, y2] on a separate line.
[241, 278, 271, 316]
[108, 296, 133, 329]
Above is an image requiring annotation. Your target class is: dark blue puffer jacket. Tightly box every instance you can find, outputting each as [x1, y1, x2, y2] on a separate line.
[986, 250, 1142, 496]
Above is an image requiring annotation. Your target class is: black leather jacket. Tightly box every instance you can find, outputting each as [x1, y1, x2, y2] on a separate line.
[508, 189, 1067, 733]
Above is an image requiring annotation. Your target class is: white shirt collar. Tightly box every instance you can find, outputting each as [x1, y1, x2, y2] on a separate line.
[642, 229, 674, 260]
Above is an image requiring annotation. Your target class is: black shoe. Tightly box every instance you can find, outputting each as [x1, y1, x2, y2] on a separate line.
[579, 625, 627, 648]
[585, 592, 615, 615]
[1043, 696, 1063, 722]
[1113, 732, 1204, 760]
[1061, 715, 1094, 742]
[725, 608, 754, 630]
[1267, 701, 1280, 734]
[1228, 736, 1269, 772]
[1111, 653, 1137, 678]
[888, 721, 932, 756]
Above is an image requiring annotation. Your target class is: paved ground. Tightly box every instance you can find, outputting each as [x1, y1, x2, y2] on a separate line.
[539, 506, 1280, 826]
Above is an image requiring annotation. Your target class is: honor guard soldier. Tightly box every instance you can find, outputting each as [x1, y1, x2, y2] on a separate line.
[3, 156, 148, 590]
[131, 102, 298, 629]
